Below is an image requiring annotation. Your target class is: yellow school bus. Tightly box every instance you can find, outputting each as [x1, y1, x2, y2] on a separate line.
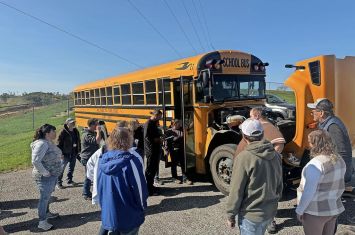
[74, 50, 269, 194]
[284, 55, 355, 158]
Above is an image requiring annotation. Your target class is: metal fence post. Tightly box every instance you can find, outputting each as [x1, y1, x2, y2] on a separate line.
[32, 104, 35, 129]
[67, 98, 70, 117]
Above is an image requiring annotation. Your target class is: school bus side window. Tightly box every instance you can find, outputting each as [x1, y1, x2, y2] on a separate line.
[90, 90, 95, 105]
[132, 82, 144, 105]
[107, 86, 113, 105]
[113, 86, 121, 105]
[100, 88, 107, 105]
[95, 89, 100, 106]
[158, 78, 171, 105]
[85, 91, 90, 105]
[74, 92, 78, 105]
[121, 83, 132, 105]
[81, 91, 85, 105]
[145, 80, 157, 105]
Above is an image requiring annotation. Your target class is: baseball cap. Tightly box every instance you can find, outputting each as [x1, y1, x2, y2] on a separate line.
[307, 98, 333, 112]
[65, 117, 75, 124]
[239, 119, 264, 137]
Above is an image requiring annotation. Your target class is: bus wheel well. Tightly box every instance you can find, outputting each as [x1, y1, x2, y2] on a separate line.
[204, 131, 241, 174]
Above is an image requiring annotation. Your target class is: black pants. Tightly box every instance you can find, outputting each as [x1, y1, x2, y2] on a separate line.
[145, 149, 160, 192]
[171, 149, 185, 179]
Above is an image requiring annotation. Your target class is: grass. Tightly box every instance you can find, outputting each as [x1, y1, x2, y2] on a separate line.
[0, 101, 71, 172]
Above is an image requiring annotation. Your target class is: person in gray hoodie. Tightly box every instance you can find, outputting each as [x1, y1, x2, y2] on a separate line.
[31, 124, 63, 231]
[226, 119, 283, 235]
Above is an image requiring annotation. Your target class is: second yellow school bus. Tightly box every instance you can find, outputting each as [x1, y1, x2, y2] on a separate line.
[74, 50, 270, 194]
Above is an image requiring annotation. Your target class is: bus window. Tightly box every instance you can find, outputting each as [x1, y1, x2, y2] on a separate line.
[145, 80, 157, 105]
[107, 86, 113, 105]
[309, 60, 321, 86]
[85, 91, 90, 105]
[100, 87, 107, 105]
[81, 91, 85, 105]
[74, 92, 78, 105]
[113, 86, 121, 105]
[90, 90, 95, 105]
[132, 82, 144, 105]
[121, 84, 132, 105]
[95, 89, 100, 105]
[158, 78, 171, 105]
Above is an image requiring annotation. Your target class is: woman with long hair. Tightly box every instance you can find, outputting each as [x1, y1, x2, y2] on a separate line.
[31, 124, 62, 231]
[296, 129, 346, 235]
[97, 127, 148, 235]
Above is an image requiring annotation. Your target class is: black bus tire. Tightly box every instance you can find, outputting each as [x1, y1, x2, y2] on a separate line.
[209, 144, 237, 196]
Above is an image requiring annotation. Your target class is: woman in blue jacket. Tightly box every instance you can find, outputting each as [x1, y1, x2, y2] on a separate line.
[98, 126, 148, 235]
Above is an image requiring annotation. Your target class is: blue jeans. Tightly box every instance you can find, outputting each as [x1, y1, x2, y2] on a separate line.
[238, 217, 272, 235]
[81, 159, 92, 196]
[58, 154, 76, 184]
[98, 225, 140, 235]
[35, 175, 57, 221]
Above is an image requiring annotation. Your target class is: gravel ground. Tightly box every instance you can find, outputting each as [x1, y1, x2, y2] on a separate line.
[1, 153, 355, 235]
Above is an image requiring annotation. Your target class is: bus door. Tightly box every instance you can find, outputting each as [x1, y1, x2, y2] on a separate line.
[174, 76, 195, 173]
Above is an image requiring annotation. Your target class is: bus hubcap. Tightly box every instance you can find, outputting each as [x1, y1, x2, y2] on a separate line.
[217, 157, 233, 184]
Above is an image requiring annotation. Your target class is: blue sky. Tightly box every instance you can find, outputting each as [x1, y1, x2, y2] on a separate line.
[0, 0, 354, 94]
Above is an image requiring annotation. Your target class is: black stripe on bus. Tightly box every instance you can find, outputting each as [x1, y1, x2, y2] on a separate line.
[74, 105, 175, 110]
[76, 116, 122, 124]
[75, 112, 173, 121]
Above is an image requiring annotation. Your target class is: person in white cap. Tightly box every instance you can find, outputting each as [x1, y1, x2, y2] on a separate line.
[307, 98, 354, 198]
[226, 119, 283, 235]
[56, 118, 81, 189]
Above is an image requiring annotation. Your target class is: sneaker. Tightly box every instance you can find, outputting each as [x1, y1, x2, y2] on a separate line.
[83, 194, 92, 200]
[184, 179, 193, 185]
[38, 220, 53, 231]
[174, 179, 183, 184]
[342, 188, 355, 198]
[67, 180, 77, 186]
[283, 153, 301, 167]
[46, 211, 59, 219]
[56, 183, 64, 189]
[148, 186, 160, 196]
[154, 178, 164, 186]
[266, 220, 277, 234]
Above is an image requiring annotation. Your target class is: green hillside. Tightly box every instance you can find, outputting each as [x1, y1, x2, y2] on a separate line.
[0, 101, 71, 172]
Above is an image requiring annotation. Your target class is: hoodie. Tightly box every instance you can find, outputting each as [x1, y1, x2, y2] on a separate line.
[226, 139, 283, 223]
[98, 150, 148, 232]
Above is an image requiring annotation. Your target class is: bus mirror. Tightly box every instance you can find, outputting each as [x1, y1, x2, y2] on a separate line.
[202, 71, 210, 88]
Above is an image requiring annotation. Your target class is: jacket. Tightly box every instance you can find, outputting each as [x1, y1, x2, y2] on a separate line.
[31, 139, 62, 178]
[80, 128, 100, 160]
[57, 124, 81, 155]
[98, 150, 148, 232]
[226, 139, 283, 223]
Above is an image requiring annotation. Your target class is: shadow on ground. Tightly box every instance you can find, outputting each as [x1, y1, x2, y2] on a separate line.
[0, 196, 68, 210]
[3, 211, 100, 233]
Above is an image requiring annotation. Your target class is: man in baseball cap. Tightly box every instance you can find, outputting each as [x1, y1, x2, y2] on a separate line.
[307, 98, 354, 197]
[226, 118, 283, 233]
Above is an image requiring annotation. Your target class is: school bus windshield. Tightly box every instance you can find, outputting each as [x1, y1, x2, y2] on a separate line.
[196, 74, 266, 102]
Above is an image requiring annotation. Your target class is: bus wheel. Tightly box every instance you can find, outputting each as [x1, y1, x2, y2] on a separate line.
[210, 144, 237, 196]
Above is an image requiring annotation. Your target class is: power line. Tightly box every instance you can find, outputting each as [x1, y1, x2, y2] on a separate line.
[161, 0, 197, 54]
[126, 0, 182, 58]
[0, 1, 143, 68]
[191, 0, 211, 51]
[197, 0, 215, 50]
[181, 0, 205, 52]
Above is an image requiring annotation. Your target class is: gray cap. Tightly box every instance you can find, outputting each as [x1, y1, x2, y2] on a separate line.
[150, 109, 162, 115]
[65, 117, 75, 124]
[307, 98, 333, 112]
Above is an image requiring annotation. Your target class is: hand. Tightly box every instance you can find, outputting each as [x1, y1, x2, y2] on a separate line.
[96, 125, 101, 132]
[226, 219, 235, 228]
[297, 214, 303, 223]
[61, 155, 64, 160]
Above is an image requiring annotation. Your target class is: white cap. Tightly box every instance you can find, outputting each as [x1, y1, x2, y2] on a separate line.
[239, 119, 263, 137]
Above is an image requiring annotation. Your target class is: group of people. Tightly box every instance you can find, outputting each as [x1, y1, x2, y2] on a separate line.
[30, 109, 190, 233]
[28, 97, 353, 234]
[227, 98, 353, 235]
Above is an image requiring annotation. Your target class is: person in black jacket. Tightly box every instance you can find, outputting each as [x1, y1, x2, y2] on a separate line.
[56, 118, 81, 189]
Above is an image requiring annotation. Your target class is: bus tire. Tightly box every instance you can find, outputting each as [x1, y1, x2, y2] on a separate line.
[209, 144, 237, 196]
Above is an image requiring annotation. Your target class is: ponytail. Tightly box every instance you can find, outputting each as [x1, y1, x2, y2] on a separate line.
[33, 124, 56, 141]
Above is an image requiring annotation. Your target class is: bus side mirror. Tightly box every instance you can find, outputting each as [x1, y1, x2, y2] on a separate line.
[202, 71, 210, 88]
